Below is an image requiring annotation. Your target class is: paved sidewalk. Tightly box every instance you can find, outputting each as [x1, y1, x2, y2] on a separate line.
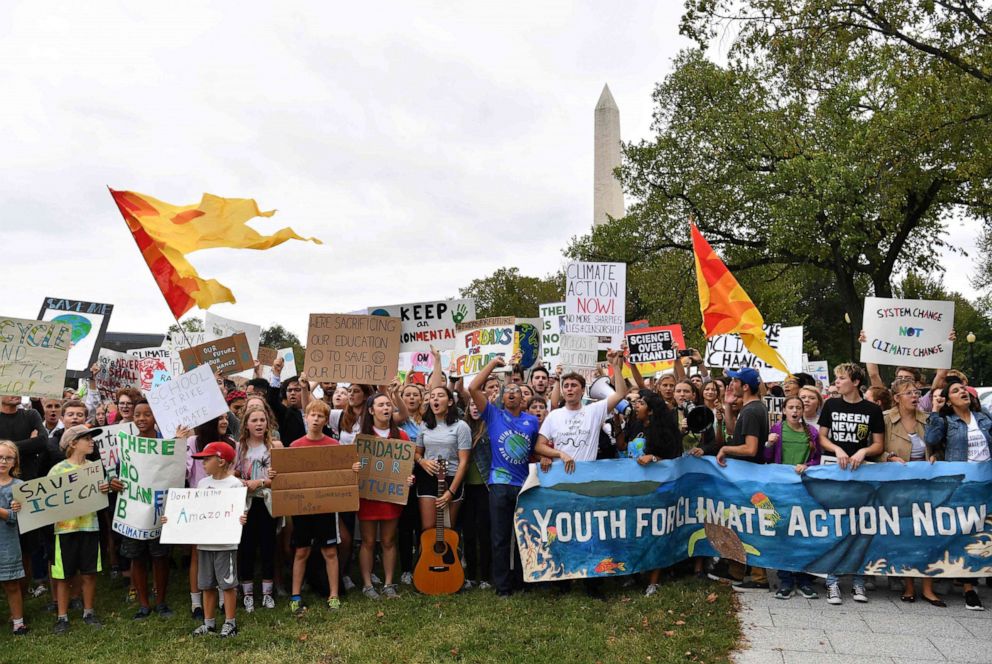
[734, 578, 992, 663]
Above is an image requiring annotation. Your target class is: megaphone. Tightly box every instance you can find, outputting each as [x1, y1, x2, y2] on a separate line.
[588, 376, 630, 416]
[681, 402, 715, 433]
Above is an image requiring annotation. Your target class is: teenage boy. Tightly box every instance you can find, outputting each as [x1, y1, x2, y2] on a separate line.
[277, 400, 346, 614]
[818, 362, 884, 605]
[469, 356, 539, 597]
[49, 425, 112, 634]
[528, 366, 552, 400]
[175, 441, 247, 638]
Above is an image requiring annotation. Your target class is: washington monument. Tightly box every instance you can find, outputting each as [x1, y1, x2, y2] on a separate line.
[594, 84, 625, 226]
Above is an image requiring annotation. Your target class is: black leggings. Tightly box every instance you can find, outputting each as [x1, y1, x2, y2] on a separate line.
[398, 490, 419, 574]
[239, 497, 276, 582]
[461, 484, 491, 583]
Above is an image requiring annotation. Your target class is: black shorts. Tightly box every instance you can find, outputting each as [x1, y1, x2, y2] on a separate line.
[52, 532, 101, 579]
[415, 470, 464, 502]
[290, 513, 340, 549]
[18, 529, 40, 557]
[120, 536, 171, 560]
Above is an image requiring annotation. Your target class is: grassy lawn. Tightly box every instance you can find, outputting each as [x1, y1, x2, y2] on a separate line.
[7, 569, 740, 663]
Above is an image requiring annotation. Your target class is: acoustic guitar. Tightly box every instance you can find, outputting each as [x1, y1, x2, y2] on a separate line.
[413, 458, 465, 595]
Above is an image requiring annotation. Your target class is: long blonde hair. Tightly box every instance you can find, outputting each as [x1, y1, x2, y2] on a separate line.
[235, 406, 274, 473]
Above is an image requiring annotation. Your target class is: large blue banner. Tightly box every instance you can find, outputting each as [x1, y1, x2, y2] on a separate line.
[514, 457, 992, 580]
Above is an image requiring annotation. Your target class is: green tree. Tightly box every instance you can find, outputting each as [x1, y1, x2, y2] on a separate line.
[167, 316, 204, 342]
[458, 267, 564, 318]
[260, 324, 305, 374]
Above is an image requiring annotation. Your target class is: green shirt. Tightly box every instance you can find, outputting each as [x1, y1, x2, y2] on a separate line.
[49, 460, 100, 535]
[780, 425, 811, 466]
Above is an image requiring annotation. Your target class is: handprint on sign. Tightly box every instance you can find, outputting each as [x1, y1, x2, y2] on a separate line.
[452, 303, 468, 324]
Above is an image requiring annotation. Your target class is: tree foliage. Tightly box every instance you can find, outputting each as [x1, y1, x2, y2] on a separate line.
[458, 267, 564, 319]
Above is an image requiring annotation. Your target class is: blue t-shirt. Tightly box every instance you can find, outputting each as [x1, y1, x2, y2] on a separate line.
[481, 403, 538, 486]
[626, 433, 647, 459]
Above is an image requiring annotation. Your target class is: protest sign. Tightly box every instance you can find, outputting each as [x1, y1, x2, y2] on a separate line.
[178, 333, 254, 376]
[92, 422, 137, 472]
[95, 348, 163, 399]
[704, 324, 803, 382]
[270, 445, 359, 516]
[763, 395, 786, 426]
[304, 314, 401, 384]
[205, 311, 261, 359]
[861, 297, 955, 370]
[146, 364, 229, 438]
[128, 346, 176, 388]
[516, 456, 992, 581]
[257, 346, 277, 366]
[37, 298, 113, 378]
[625, 324, 685, 373]
[13, 461, 108, 533]
[805, 360, 830, 389]
[160, 487, 248, 545]
[112, 432, 187, 540]
[0, 317, 70, 399]
[452, 317, 516, 379]
[539, 302, 566, 371]
[560, 334, 599, 383]
[515, 318, 542, 370]
[354, 434, 415, 505]
[262, 347, 297, 381]
[368, 299, 476, 352]
[564, 262, 626, 346]
[398, 350, 452, 377]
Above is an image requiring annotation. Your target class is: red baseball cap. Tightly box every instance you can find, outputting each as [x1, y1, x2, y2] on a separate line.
[191, 441, 235, 463]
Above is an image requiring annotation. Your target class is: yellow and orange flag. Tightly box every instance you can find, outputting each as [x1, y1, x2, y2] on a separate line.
[690, 223, 790, 376]
[110, 189, 321, 318]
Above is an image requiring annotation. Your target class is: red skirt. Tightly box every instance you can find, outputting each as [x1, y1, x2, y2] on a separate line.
[357, 498, 403, 521]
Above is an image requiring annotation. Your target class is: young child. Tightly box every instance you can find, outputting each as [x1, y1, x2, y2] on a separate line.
[274, 400, 346, 615]
[50, 425, 112, 633]
[173, 441, 247, 638]
[0, 440, 27, 635]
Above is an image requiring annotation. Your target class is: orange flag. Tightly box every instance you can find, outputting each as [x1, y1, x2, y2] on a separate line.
[110, 189, 321, 318]
[690, 223, 790, 376]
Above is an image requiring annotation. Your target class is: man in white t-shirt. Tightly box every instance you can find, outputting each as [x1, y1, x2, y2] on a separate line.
[535, 350, 627, 472]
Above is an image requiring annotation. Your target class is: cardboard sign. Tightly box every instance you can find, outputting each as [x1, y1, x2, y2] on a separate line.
[257, 346, 278, 366]
[0, 317, 71, 399]
[452, 317, 516, 379]
[860, 297, 955, 370]
[564, 262, 626, 346]
[539, 302, 566, 371]
[262, 347, 297, 382]
[37, 298, 114, 378]
[14, 461, 108, 533]
[160, 487, 248, 545]
[704, 324, 804, 382]
[179, 333, 254, 376]
[626, 324, 686, 371]
[146, 364, 230, 438]
[270, 445, 359, 516]
[304, 314, 402, 384]
[112, 433, 187, 540]
[560, 334, 599, 383]
[92, 422, 137, 471]
[368, 298, 477, 352]
[515, 318, 543, 370]
[354, 435, 415, 505]
[128, 346, 176, 388]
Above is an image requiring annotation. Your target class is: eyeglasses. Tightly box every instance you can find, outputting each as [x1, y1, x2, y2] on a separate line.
[117, 401, 132, 407]
[0, 456, 15, 463]
[898, 390, 922, 397]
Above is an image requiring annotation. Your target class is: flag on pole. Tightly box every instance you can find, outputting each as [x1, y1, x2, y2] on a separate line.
[110, 189, 321, 318]
[690, 223, 790, 376]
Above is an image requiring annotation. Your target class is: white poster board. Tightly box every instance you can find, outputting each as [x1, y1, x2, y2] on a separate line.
[539, 302, 566, 371]
[860, 297, 955, 370]
[129, 346, 177, 389]
[13, 461, 108, 533]
[160, 487, 247, 545]
[368, 299, 476, 352]
[560, 334, 599, 382]
[112, 433, 187, 540]
[146, 364, 229, 438]
[704, 324, 803, 382]
[92, 422, 137, 472]
[805, 360, 830, 389]
[564, 262, 626, 346]
[452, 317, 516, 380]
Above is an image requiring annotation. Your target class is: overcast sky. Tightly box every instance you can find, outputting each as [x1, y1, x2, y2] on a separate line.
[2, 2, 982, 341]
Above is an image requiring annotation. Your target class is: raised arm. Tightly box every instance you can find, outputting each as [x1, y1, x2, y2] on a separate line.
[468, 357, 505, 415]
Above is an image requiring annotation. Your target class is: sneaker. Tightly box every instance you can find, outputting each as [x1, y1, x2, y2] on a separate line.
[775, 587, 794, 600]
[371, 573, 382, 585]
[382, 584, 399, 599]
[479, 581, 492, 590]
[261, 594, 275, 610]
[798, 585, 819, 599]
[155, 603, 174, 618]
[826, 583, 842, 605]
[362, 585, 381, 600]
[29, 584, 47, 598]
[707, 561, 737, 583]
[243, 594, 255, 613]
[965, 590, 985, 611]
[12, 624, 28, 636]
[852, 585, 868, 603]
[190, 624, 216, 637]
[462, 579, 474, 591]
[133, 607, 152, 620]
[732, 580, 770, 592]
[645, 583, 659, 597]
[342, 576, 356, 592]
[401, 571, 413, 585]
[45, 601, 57, 613]
[69, 597, 83, 611]
[327, 596, 341, 610]
[219, 621, 238, 638]
[83, 614, 103, 629]
[52, 618, 69, 635]
[289, 598, 305, 616]
[191, 606, 204, 621]
[126, 587, 137, 603]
